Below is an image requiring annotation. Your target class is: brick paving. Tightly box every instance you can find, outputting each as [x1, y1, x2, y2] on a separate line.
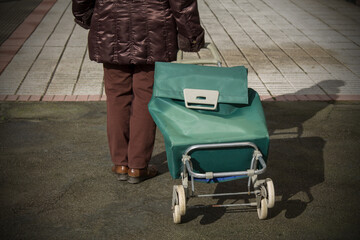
[0, 0, 359, 101]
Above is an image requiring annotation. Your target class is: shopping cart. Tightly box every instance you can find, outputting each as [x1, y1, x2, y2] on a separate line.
[148, 44, 275, 223]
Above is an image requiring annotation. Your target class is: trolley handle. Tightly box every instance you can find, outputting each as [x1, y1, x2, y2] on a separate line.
[174, 43, 222, 67]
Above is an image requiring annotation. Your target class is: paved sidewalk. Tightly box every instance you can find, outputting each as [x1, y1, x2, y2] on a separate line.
[0, 0, 360, 101]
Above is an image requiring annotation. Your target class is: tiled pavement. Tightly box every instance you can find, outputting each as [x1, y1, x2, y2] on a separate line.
[0, 0, 359, 101]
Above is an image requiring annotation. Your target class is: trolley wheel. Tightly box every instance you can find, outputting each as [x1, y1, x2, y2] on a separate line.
[173, 205, 181, 224]
[257, 198, 268, 220]
[176, 185, 186, 216]
[266, 178, 275, 208]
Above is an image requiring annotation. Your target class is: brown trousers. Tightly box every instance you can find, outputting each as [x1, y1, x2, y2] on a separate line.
[103, 63, 156, 169]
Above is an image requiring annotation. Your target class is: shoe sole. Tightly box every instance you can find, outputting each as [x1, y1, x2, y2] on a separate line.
[117, 174, 128, 181]
[128, 174, 158, 184]
[127, 176, 142, 184]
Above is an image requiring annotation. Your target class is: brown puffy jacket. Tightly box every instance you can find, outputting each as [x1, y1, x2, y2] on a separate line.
[72, 0, 205, 65]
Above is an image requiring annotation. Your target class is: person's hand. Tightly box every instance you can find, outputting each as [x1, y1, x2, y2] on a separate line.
[178, 31, 205, 52]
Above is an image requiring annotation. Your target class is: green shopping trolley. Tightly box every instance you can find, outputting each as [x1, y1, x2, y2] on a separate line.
[148, 44, 275, 223]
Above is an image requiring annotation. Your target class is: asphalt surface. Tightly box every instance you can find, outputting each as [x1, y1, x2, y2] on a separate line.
[0, 101, 359, 239]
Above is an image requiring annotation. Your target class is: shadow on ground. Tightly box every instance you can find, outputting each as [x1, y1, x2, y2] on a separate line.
[1, 84, 360, 239]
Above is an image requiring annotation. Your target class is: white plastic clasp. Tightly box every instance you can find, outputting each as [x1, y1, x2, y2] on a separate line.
[253, 150, 262, 159]
[205, 172, 214, 179]
[183, 89, 219, 110]
[247, 169, 255, 177]
[182, 154, 191, 164]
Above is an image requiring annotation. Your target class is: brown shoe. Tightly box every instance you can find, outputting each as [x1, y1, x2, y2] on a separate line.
[127, 165, 158, 184]
[111, 165, 129, 181]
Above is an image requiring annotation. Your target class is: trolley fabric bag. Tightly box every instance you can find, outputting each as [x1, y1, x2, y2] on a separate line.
[153, 62, 249, 105]
[148, 62, 269, 180]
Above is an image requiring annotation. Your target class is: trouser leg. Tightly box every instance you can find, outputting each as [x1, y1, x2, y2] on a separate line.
[103, 63, 132, 167]
[127, 64, 156, 169]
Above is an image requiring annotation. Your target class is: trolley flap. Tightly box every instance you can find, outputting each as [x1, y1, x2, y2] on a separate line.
[153, 62, 248, 105]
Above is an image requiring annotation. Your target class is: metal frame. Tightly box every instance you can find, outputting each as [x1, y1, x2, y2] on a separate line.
[177, 142, 268, 209]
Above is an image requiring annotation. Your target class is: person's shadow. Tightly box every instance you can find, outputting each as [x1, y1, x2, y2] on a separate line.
[178, 80, 345, 224]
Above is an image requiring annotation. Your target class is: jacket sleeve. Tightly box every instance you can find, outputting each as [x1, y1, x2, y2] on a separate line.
[72, 0, 95, 29]
[169, 0, 205, 52]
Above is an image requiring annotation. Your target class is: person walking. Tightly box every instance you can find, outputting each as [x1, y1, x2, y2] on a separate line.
[72, 0, 205, 183]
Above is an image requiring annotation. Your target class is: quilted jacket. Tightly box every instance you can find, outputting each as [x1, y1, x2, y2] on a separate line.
[72, 0, 205, 64]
